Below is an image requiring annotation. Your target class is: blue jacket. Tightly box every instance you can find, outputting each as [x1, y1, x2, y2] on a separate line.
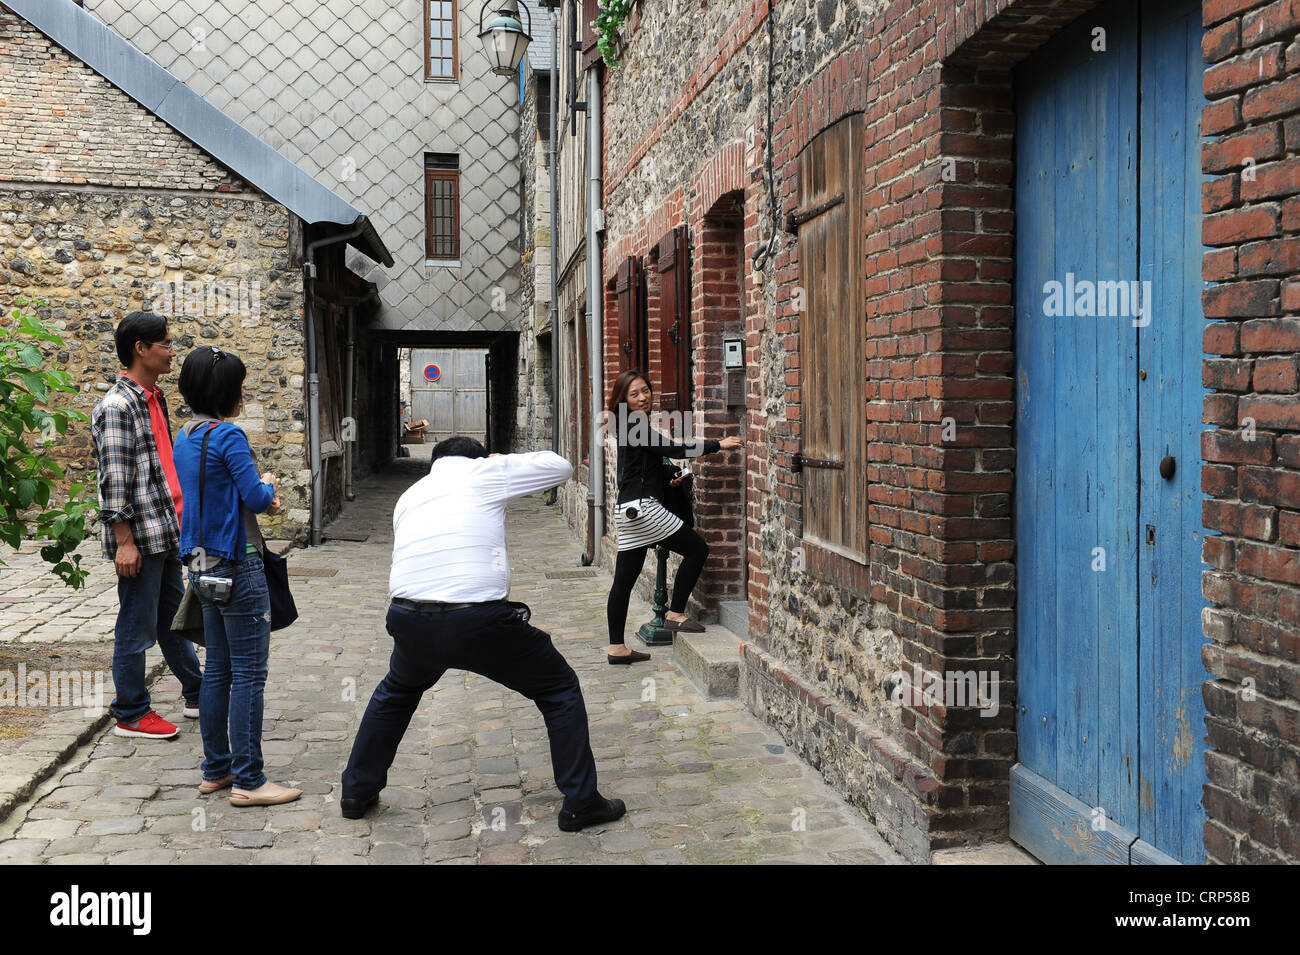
[174, 420, 274, 562]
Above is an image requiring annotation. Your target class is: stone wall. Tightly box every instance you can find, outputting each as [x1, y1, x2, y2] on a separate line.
[0, 9, 310, 542]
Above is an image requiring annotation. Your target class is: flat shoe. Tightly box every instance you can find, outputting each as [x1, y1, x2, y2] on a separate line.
[607, 649, 651, 664]
[229, 786, 302, 807]
[558, 795, 626, 832]
[664, 617, 705, 633]
[199, 774, 234, 794]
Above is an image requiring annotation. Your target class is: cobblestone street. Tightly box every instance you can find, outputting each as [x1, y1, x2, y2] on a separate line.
[0, 458, 900, 864]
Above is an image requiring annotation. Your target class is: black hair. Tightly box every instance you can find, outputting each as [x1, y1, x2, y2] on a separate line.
[114, 312, 168, 367]
[178, 346, 247, 418]
[429, 436, 488, 465]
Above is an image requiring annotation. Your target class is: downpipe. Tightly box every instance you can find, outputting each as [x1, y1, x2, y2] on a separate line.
[583, 65, 604, 566]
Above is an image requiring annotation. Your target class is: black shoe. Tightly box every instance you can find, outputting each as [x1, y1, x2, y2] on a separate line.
[558, 795, 626, 832]
[340, 793, 378, 819]
[607, 649, 651, 665]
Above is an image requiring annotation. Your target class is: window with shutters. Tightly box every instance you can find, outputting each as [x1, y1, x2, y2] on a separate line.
[425, 1, 459, 81]
[425, 153, 460, 261]
[616, 256, 648, 374]
[656, 227, 691, 413]
[796, 113, 866, 564]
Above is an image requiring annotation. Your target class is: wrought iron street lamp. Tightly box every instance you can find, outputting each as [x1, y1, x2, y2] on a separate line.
[478, 0, 533, 76]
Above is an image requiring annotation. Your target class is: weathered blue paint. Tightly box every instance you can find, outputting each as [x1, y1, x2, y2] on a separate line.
[1013, 0, 1206, 865]
[1136, 0, 1209, 866]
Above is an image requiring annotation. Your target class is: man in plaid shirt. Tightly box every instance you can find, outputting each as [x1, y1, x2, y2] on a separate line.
[91, 313, 202, 740]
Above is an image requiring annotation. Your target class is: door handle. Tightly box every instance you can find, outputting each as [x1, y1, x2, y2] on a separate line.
[1159, 455, 1175, 480]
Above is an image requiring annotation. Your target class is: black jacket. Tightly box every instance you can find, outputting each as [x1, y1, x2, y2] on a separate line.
[614, 412, 720, 506]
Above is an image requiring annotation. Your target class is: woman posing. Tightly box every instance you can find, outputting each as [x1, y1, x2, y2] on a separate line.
[173, 346, 301, 807]
[605, 369, 742, 664]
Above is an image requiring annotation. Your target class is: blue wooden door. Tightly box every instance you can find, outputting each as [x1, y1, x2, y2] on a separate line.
[1011, 0, 1207, 865]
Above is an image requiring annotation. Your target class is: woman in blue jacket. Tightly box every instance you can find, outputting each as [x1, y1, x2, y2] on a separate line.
[173, 346, 301, 808]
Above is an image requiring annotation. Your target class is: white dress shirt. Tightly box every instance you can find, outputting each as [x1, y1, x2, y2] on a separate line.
[389, 451, 574, 602]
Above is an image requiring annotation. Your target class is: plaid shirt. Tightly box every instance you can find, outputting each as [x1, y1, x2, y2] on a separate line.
[91, 375, 179, 558]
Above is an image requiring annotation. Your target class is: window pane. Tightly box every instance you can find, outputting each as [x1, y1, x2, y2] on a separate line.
[442, 40, 453, 56]
[441, 2, 452, 18]
[430, 20, 442, 39]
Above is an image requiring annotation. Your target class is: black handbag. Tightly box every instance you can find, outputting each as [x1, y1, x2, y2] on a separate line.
[660, 459, 695, 528]
[260, 544, 298, 632]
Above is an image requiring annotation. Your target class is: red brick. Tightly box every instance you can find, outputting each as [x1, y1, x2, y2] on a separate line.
[1204, 0, 1273, 26]
[1280, 510, 1300, 546]
[1203, 124, 1283, 172]
[1241, 158, 1300, 201]
[1240, 395, 1300, 430]
[1206, 44, 1284, 97]
[1205, 18, 1241, 61]
[1240, 0, 1298, 46]
[1254, 356, 1299, 392]
[1203, 428, 1275, 463]
[1279, 434, 1300, 467]
[1205, 246, 1238, 280]
[1239, 464, 1300, 506]
[1205, 392, 1239, 425]
[1205, 499, 1278, 540]
[1204, 358, 1255, 391]
[1241, 316, 1300, 350]
[1203, 206, 1280, 246]
[1205, 463, 1239, 496]
[1204, 97, 1243, 135]
[1238, 237, 1300, 275]
[1243, 73, 1300, 122]
[1204, 321, 1240, 354]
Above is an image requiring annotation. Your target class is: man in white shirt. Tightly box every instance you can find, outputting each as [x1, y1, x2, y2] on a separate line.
[340, 437, 625, 832]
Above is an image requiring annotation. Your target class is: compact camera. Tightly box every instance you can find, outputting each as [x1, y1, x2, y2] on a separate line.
[621, 503, 640, 520]
[196, 574, 234, 604]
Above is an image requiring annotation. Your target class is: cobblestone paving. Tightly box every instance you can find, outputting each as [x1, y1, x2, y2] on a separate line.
[0, 459, 900, 864]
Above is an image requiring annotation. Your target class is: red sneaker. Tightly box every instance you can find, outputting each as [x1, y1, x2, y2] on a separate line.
[114, 710, 179, 740]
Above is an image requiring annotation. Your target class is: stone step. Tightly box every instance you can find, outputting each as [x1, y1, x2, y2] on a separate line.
[716, 599, 749, 640]
[672, 625, 742, 699]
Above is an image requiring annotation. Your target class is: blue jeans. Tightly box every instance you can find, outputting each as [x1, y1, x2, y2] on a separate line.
[192, 553, 271, 790]
[112, 549, 202, 723]
[342, 601, 599, 812]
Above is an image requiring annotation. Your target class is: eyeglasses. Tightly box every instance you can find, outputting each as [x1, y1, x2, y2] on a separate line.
[209, 346, 224, 366]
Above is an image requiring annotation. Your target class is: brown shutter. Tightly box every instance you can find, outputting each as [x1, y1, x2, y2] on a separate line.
[581, 0, 601, 68]
[656, 227, 691, 412]
[797, 115, 865, 561]
[615, 256, 647, 374]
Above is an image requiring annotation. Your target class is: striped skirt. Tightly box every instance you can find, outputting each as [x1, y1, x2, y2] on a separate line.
[614, 497, 683, 552]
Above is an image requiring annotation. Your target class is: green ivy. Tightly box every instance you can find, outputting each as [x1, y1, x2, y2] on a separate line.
[593, 0, 634, 68]
[0, 300, 97, 588]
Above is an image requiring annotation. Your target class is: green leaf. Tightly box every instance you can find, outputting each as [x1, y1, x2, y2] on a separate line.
[33, 482, 49, 508]
[16, 479, 35, 509]
[18, 373, 50, 403]
[17, 343, 42, 367]
[40, 544, 62, 563]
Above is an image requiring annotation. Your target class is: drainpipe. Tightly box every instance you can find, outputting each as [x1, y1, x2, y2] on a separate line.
[584, 64, 604, 566]
[303, 223, 365, 547]
[549, 7, 560, 457]
[344, 304, 356, 502]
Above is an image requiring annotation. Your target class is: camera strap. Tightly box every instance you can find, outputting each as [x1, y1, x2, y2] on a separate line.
[188, 423, 219, 574]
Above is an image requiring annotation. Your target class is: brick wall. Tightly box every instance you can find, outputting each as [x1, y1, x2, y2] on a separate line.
[0, 11, 238, 192]
[1197, 0, 1300, 866]
[586, 0, 1300, 861]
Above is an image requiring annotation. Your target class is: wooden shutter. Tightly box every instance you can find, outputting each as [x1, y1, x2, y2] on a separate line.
[581, 0, 601, 67]
[797, 114, 865, 561]
[616, 256, 647, 373]
[656, 227, 691, 412]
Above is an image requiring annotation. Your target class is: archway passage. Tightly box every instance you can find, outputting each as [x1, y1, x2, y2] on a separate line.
[1011, 0, 1207, 865]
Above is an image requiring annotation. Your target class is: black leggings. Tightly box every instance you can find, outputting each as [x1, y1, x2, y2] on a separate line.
[606, 524, 709, 644]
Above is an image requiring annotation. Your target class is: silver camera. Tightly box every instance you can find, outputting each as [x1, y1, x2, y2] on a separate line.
[196, 574, 233, 604]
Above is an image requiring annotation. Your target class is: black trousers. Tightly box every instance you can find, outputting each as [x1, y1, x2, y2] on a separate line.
[342, 601, 599, 812]
[606, 524, 709, 645]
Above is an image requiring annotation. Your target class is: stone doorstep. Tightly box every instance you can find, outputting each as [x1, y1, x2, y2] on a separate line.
[931, 842, 1040, 865]
[0, 654, 168, 828]
[672, 626, 741, 700]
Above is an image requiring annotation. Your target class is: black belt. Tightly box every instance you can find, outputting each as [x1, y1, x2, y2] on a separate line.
[390, 597, 531, 623]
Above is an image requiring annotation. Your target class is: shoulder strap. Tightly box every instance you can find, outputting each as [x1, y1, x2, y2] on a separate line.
[195, 423, 218, 565]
